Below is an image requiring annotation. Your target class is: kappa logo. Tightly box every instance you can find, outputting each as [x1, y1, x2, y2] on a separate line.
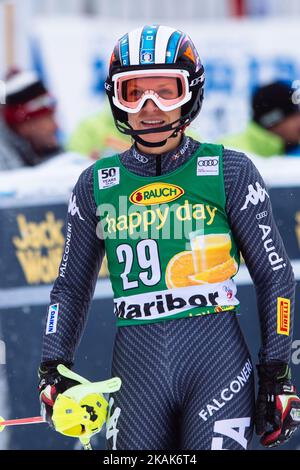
[68, 193, 84, 220]
[241, 182, 269, 211]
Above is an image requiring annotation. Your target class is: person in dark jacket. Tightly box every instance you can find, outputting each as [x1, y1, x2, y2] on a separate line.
[220, 81, 300, 157]
[0, 70, 61, 171]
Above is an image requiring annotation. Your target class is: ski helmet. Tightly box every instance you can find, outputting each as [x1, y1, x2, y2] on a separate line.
[105, 25, 205, 147]
[52, 392, 108, 438]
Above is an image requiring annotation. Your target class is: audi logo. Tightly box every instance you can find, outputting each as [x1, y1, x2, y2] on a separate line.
[198, 159, 218, 167]
[256, 211, 268, 220]
[133, 150, 148, 163]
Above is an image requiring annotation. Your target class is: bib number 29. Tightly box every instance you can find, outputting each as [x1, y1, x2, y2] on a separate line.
[116, 240, 161, 290]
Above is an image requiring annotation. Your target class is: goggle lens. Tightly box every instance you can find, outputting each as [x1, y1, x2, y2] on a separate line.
[121, 76, 182, 103]
[113, 71, 190, 112]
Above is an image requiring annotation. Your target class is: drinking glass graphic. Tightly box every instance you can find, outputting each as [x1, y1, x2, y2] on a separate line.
[165, 232, 238, 289]
[188, 231, 236, 284]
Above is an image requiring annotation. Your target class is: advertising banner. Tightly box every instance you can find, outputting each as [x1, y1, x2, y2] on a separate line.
[30, 18, 300, 141]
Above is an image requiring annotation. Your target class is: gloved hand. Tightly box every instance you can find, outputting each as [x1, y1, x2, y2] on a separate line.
[38, 360, 80, 427]
[39, 363, 121, 448]
[255, 362, 300, 447]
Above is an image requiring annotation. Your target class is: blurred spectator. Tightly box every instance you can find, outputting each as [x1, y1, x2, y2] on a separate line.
[220, 81, 300, 157]
[0, 70, 62, 171]
[68, 104, 131, 159]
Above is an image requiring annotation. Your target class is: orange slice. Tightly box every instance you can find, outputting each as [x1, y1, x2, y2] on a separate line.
[165, 251, 199, 288]
[189, 258, 238, 284]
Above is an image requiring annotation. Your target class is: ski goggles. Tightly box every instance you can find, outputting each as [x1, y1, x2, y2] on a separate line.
[112, 69, 192, 113]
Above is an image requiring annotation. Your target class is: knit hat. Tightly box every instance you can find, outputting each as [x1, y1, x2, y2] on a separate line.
[2, 70, 56, 127]
[252, 81, 300, 129]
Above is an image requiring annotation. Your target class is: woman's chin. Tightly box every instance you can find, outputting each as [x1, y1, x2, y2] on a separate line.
[137, 130, 174, 143]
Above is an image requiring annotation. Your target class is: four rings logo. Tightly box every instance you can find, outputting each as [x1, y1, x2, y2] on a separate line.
[133, 148, 148, 163]
[198, 159, 219, 167]
[256, 211, 268, 220]
[197, 156, 219, 176]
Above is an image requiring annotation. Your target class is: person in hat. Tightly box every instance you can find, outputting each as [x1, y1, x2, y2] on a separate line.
[220, 81, 300, 157]
[0, 70, 61, 171]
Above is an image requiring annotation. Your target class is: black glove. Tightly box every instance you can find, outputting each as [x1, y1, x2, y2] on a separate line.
[255, 362, 300, 447]
[38, 360, 80, 427]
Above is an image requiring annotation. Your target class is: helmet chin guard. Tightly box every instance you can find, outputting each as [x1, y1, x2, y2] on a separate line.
[113, 113, 186, 147]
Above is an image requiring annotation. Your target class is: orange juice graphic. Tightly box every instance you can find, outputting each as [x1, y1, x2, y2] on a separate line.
[189, 232, 237, 284]
[165, 233, 237, 288]
[190, 233, 231, 272]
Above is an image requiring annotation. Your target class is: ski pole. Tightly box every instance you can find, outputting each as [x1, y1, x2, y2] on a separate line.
[0, 415, 93, 450]
[0, 415, 45, 430]
[0, 411, 95, 432]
